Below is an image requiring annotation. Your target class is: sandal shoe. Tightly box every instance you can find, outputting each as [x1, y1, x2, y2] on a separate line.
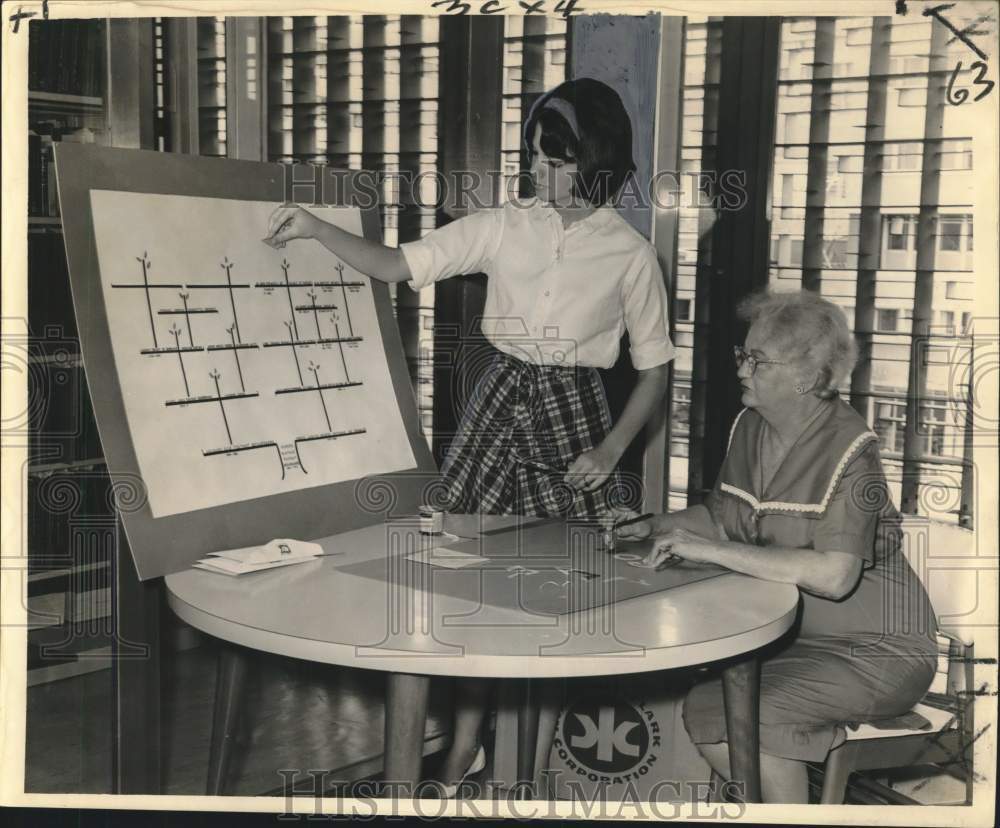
[439, 745, 486, 799]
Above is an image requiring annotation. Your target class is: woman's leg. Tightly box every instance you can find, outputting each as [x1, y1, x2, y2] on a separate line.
[760, 754, 809, 803]
[438, 677, 491, 783]
[696, 742, 808, 804]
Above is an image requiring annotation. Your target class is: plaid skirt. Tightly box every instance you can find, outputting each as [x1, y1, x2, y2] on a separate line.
[435, 352, 629, 518]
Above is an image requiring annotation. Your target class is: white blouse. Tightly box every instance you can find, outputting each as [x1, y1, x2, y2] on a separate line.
[400, 197, 675, 370]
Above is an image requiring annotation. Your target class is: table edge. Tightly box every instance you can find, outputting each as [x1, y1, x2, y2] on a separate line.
[166, 586, 800, 678]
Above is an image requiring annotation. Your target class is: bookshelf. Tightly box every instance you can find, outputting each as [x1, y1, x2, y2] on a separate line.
[27, 19, 113, 684]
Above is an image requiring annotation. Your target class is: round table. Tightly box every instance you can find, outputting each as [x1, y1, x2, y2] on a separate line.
[165, 516, 800, 800]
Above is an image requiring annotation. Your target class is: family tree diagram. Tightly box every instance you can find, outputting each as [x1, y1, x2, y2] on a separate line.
[122, 252, 367, 475]
[90, 191, 416, 518]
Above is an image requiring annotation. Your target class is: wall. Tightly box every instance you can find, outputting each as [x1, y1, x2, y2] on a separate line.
[571, 13, 661, 239]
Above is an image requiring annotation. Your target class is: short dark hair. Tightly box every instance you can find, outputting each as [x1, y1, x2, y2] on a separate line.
[523, 78, 637, 207]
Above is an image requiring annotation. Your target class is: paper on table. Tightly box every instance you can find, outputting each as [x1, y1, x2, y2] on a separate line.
[208, 538, 324, 564]
[195, 537, 327, 576]
[416, 531, 461, 548]
[193, 557, 319, 576]
[405, 546, 491, 569]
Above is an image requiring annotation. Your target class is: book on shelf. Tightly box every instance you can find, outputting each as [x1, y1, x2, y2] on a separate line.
[28, 130, 42, 215]
[28, 229, 79, 337]
[28, 125, 98, 219]
[28, 19, 104, 98]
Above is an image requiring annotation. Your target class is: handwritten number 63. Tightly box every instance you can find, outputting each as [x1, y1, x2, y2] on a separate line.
[947, 61, 995, 105]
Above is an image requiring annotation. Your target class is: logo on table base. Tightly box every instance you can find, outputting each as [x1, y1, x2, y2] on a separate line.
[553, 695, 660, 784]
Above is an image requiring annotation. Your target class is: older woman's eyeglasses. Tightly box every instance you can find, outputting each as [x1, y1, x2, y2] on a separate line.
[734, 345, 787, 376]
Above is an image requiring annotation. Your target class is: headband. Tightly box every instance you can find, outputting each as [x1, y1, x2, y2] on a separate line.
[525, 94, 582, 144]
[541, 97, 581, 140]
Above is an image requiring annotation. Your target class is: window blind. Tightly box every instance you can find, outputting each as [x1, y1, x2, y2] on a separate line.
[671, 16, 723, 510]
[265, 16, 441, 444]
[500, 16, 569, 202]
[770, 16, 975, 524]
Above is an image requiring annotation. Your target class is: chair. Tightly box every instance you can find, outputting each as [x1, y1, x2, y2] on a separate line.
[818, 519, 977, 805]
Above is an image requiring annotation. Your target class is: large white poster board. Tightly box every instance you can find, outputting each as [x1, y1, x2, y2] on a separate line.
[89, 191, 416, 518]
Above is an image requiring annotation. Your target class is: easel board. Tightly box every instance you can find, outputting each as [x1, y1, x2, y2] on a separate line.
[55, 144, 436, 580]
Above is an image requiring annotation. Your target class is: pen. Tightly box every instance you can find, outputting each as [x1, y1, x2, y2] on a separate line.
[613, 512, 654, 530]
[513, 453, 565, 474]
[603, 512, 654, 553]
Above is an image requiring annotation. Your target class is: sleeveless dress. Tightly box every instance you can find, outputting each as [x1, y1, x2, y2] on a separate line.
[682, 399, 939, 761]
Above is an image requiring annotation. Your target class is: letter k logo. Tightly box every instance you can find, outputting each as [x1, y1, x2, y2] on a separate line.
[570, 705, 640, 762]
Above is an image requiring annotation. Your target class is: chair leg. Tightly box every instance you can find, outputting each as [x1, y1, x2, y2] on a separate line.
[206, 645, 249, 795]
[962, 641, 975, 805]
[710, 769, 724, 803]
[820, 742, 858, 804]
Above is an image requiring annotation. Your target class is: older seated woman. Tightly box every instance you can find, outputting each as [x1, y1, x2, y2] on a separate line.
[617, 290, 938, 804]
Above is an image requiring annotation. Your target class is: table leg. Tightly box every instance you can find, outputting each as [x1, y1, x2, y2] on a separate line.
[517, 679, 540, 799]
[206, 645, 249, 795]
[721, 657, 762, 803]
[384, 672, 430, 796]
[493, 681, 520, 790]
[532, 679, 564, 799]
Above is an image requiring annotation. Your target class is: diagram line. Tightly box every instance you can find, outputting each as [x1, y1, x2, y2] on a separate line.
[311, 365, 333, 432]
[335, 263, 356, 337]
[274, 381, 361, 395]
[180, 293, 196, 347]
[229, 327, 246, 392]
[284, 321, 304, 386]
[172, 327, 190, 397]
[165, 391, 259, 406]
[309, 291, 322, 340]
[333, 320, 352, 383]
[293, 443, 308, 475]
[222, 259, 242, 343]
[211, 371, 234, 446]
[138, 253, 158, 349]
[111, 283, 184, 289]
[282, 260, 299, 339]
[262, 336, 361, 348]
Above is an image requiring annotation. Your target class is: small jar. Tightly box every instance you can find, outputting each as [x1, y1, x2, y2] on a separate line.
[418, 507, 443, 535]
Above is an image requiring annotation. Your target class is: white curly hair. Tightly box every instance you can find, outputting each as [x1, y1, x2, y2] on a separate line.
[737, 289, 858, 399]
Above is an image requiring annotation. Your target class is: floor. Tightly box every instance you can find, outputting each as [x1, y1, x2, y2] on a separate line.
[25, 641, 966, 805]
[26, 640, 451, 796]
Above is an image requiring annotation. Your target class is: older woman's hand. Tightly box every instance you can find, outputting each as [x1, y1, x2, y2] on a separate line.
[643, 528, 719, 568]
[601, 508, 653, 541]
